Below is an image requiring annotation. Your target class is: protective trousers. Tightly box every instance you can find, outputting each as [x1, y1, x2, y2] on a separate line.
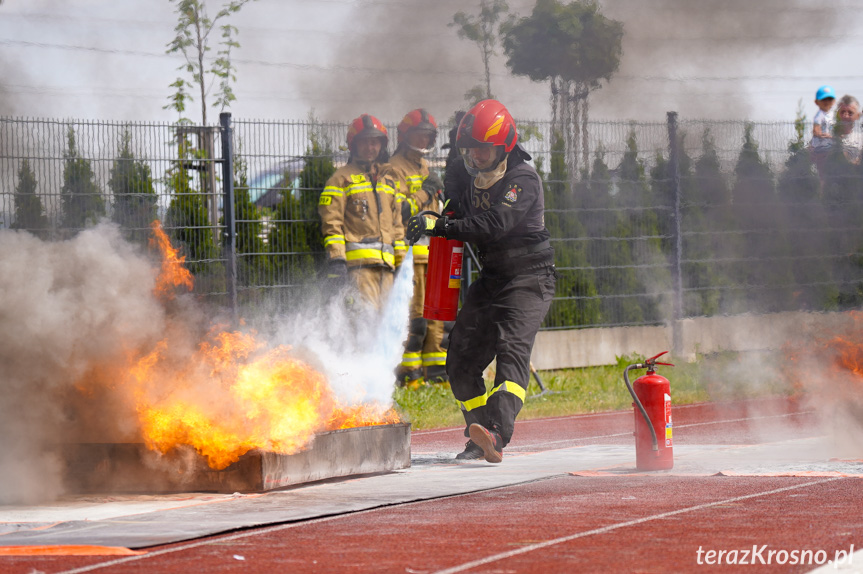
[398, 262, 449, 383]
[447, 268, 555, 447]
[349, 266, 394, 311]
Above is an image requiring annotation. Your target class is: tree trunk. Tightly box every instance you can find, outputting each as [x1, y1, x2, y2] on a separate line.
[194, 11, 207, 126]
[550, 78, 558, 137]
[571, 81, 581, 181]
[581, 91, 590, 173]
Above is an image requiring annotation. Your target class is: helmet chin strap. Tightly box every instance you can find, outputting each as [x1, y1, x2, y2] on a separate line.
[404, 146, 427, 164]
[474, 155, 508, 189]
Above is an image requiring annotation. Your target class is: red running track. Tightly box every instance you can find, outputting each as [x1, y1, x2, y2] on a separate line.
[2, 397, 861, 574]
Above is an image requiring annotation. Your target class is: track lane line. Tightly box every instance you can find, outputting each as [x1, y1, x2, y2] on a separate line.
[411, 402, 721, 436]
[430, 477, 845, 574]
[508, 410, 816, 449]
[51, 510, 368, 574]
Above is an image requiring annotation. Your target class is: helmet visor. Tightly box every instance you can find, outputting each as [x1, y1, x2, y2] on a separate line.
[406, 129, 436, 155]
[460, 145, 503, 176]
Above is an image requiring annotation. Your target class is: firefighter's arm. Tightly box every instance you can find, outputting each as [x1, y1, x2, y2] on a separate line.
[318, 175, 347, 263]
[446, 172, 537, 242]
[391, 177, 407, 266]
[444, 158, 471, 218]
[421, 173, 444, 212]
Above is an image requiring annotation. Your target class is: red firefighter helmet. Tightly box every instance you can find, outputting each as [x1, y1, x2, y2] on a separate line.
[456, 99, 517, 152]
[397, 108, 438, 153]
[346, 114, 388, 151]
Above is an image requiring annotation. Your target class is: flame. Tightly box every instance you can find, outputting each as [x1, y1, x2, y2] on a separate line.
[786, 310, 863, 419]
[149, 220, 193, 299]
[329, 404, 401, 430]
[110, 225, 400, 470]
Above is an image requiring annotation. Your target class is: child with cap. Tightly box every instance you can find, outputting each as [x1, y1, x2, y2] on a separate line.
[811, 85, 837, 178]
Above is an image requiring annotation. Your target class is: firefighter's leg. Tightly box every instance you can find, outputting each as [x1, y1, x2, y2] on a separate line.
[422, 319, 448, 385]
[447, 277, 497, 436]
[350, 266, 393, 310]
[396, 262, 427, 386]
[485, 270, 555, 447]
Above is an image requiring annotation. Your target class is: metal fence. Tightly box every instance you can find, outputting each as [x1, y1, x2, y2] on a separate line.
[2, 113, 863, 331]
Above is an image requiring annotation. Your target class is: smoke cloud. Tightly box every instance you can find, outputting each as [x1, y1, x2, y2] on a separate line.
[598, 0, 855, 120]
[296, 0, 857, 123]
[0, 223, 409, 502]
[0, 225, 166, 502]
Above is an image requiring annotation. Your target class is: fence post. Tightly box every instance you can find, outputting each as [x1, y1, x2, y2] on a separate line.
[220, 112, 238, 321]
[667, 111, 684, 357]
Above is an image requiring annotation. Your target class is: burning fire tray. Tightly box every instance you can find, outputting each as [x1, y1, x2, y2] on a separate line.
[61, 422, 411, 494]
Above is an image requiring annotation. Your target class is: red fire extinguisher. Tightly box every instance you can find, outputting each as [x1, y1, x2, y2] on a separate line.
[623, 351, 674, 471]
[416, 211, 463, 322]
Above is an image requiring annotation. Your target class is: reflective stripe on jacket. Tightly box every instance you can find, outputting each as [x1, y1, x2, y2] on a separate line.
[318, 161, 404, 269]
[390, 150, 438, 264]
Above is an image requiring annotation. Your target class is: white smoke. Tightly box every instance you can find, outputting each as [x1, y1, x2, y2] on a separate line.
[0, 223, 166, 503]
[0, 223, 413, 503]
[272, 252, 414, 407]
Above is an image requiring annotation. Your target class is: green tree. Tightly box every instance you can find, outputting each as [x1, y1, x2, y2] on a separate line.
[269, 130, 334, 288]
[165, 0, 255, 125]
[60, 127, 105, 232]
[779, 103, 835, 309]
[503, 0, 622, 173]
[231, 155, 271, 291]
[165, 136, 219, 278]
[574, 146, 645, 326]
[820, 111, 863, 308]
[11, 159, 49, 237]
[110, 129, 158, 245]
[616, 129, 667, 323]
[730, 123, 793, 312]
[651, 130, 725, 317]
[539, 133, 600, 327]
[450, 0, 510, 104]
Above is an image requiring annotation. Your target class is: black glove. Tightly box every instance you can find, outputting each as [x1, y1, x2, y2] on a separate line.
[422, 173, 444, 201]
[406, 214, 435, 245]
[407, 214, 449, 245]
[326, 258, 347, 279]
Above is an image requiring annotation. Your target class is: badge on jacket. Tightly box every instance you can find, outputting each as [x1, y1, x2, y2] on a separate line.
[504, 185, 521, 205]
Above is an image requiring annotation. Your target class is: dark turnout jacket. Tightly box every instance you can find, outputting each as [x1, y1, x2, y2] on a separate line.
[442, 145, 554, 276]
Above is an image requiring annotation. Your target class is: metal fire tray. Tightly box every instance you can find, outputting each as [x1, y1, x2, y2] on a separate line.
[61, 422, 411, 494]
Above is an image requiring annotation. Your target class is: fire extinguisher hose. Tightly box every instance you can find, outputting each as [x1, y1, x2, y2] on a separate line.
[623, 363, 659, 452]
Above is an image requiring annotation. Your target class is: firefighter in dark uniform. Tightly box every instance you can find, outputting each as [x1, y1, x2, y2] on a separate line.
[406, 99, 556, 463]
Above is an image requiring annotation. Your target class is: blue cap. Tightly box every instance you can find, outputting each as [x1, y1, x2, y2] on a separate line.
[816, 85, 836, 101]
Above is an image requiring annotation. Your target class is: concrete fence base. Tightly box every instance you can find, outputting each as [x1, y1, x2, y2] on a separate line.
[531, 311, 856, 370]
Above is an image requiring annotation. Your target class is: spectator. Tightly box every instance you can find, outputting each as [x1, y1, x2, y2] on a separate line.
[836, 94, 863, 165]
[810, 85, 836, 176]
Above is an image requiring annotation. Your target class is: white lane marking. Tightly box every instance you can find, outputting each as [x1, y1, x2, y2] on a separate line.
[431, 477, 844, 574]
[413, 408, 814, 439]
[411, 405, 711, 436]
[52, 473, 841, 573]
[509, 411, 815, 449]
[53, 510, 366, 574]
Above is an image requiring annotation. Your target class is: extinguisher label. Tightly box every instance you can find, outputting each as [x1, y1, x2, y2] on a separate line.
[448, 247, 463, 289]
[664, 393, 673, 447]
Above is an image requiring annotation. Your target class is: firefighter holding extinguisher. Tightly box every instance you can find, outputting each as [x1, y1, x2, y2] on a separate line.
[406, 99, 556, 463]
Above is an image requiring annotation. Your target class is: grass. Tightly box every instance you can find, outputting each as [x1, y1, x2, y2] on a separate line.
[393, 352, 793, 431]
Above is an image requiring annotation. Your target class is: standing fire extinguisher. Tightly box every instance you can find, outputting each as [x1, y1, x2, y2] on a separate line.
[623, 351, 674, 471]
[415, 211, 463, 322]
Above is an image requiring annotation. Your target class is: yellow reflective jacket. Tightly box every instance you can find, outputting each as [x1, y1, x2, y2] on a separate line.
[318, 161, 405, 270]
[389, 149, 437, 264]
